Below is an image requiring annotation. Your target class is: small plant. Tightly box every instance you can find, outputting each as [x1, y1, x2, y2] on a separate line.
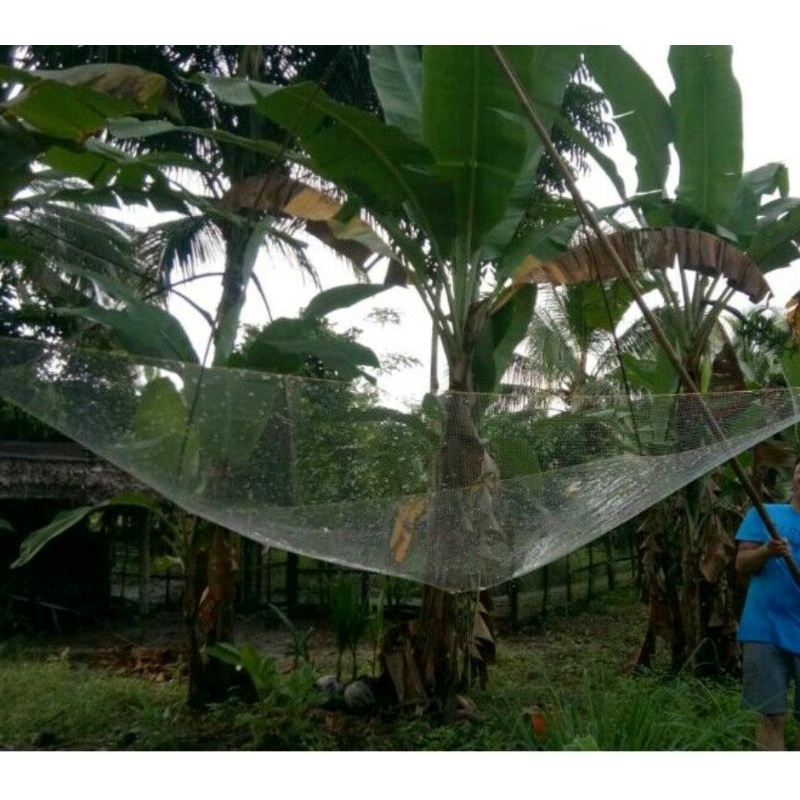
[206, 642, 278, 701]
[268, 604, 314, 668]
[329, 574, 370, 681]
[206, 641, 325, 749]
[237, 665, 326, 749]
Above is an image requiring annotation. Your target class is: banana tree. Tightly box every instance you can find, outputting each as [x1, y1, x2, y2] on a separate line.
[192, 43, 800, 698]
[570, 46, 800, 673]
[194, 45, 684, 700]
[458, 45, 800, 675]
[188, 45, 587, 698]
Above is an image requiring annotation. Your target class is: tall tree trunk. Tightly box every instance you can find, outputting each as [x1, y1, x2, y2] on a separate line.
[414, 355, 497, 706]
[184, 220, 264, 705]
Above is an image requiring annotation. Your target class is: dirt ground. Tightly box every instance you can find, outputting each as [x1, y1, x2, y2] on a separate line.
[12, 589, 652, 684]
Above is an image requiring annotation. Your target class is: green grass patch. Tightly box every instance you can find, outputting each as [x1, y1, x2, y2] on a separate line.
[0, 644, 191, 750]
[0, 589, 772, 751]
[354, 672, 758, 752]
[494, 672, 757, 751]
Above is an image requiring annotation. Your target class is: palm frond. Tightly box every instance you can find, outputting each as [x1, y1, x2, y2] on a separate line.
[5, 200, 145, 302]
[137, 214, 224, 284]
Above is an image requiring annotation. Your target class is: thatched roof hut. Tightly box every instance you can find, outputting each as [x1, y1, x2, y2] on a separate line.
[0, 441, 145, 504]
[0, 440, 156, 630]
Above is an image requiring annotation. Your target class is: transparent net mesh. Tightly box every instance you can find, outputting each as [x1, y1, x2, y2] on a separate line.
[2, 336, 799, 591]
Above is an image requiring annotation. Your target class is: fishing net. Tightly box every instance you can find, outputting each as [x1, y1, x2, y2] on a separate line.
[1, 335, 799, 591]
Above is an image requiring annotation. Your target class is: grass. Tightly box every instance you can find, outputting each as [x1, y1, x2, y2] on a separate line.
[510, 672, 756, 751]
[0, 642, 188, 749]
[0, 588, 773, 751]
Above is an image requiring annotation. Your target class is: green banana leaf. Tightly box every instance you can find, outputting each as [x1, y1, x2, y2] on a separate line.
[728, 163, 790, 241]
[748, 205, 800, 271]
[12, 492, 163, 568]
[108, 116, 289, 162]
[56, 270, 199, 364]
[253, 82, 456, 260]
[491, 284, 537, 389]
[232, 317, 380, 382]
[669, 46, 743, 225]
[583, 45, 674, 195]
[369, 45, 423, 142]
[133, 377, 198, 479]
[1, 63, 176, 142]
[422, 46, 578, 259]
[302, 283, 392, 320]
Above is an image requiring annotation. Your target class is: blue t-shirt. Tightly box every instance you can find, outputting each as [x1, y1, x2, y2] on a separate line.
[736, 503, 800, 654]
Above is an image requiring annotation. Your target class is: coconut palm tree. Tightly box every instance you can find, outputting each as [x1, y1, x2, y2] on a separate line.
[509, 279, 643, 406]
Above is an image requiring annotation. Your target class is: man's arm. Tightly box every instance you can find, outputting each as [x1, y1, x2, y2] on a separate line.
[736, 539, 790, 576]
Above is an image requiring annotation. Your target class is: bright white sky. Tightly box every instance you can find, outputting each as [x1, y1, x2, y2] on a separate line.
[165, 43, 800, 409]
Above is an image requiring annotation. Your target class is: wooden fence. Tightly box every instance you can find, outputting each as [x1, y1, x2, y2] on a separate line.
[109, 523, 639, 627]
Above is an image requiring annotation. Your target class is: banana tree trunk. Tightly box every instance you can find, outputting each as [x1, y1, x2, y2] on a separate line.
[636, 477, 738, 676]
[636, 500, 687, 672]
[185, 523, 241, 706]
[415, 354, 497, 705]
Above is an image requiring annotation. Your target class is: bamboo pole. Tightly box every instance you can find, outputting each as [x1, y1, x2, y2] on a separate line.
[490, 45, 800, 585]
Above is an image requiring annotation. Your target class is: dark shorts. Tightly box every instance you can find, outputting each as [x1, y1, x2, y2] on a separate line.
[741, 642, 800, 716]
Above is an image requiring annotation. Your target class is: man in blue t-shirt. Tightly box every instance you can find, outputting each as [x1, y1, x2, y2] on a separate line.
[736, 459, 800, 750]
